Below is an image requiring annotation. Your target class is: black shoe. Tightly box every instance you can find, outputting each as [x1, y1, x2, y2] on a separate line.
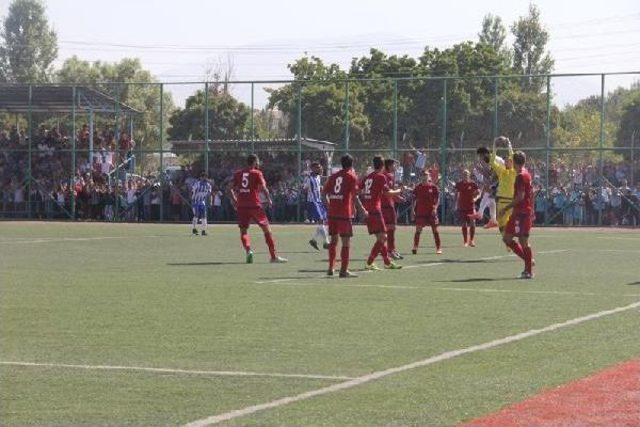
[339, 270, 358, 278]
[201, 230, 207, 236]
[309, 239, 319, 251]
[322, 242, 330, 250]
[327, 269, 335, 277]
[192, 228, 198, 235]
[411, 249, 417, 255]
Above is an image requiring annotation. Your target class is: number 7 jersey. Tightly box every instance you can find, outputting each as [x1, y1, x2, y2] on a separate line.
[323, 169, 359, 219]
[233, 167, 266, 208]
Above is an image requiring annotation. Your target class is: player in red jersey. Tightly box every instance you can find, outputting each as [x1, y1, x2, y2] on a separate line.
[455, 170, 481, 247]
[411, 171, 442, 255]
[228, 154, 287, 264]
[382, 159, 404, 260]
[360, 156, 403, 271]
[322, 154, 367, 278]
[500, 151, 535, 279]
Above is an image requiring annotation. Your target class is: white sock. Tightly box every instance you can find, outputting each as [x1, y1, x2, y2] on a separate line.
[192, 217, 197, 228]
[489, 199, 497, 222]
[316, 225, 328, 243]
[202, 217, 208, 230]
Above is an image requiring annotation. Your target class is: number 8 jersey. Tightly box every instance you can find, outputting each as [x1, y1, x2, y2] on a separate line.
[323, 169, 359, 219]
[233, 167, 266, 208]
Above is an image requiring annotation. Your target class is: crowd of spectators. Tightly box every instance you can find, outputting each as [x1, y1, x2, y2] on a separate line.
[1, 127, 638, 226]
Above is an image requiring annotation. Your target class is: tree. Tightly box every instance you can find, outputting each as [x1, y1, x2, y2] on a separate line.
[267, 56, 370, 146]
[511, 4, 553, 89]
[617, 89, 640, 157]
[0, 0, 57, 83]
[56, 56, 175, 150]
[479, 14, 511, 66]
[167, 88, 250, 141]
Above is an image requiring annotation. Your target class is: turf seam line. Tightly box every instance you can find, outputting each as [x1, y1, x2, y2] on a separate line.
[0, 361, 355, 381]
[182, 300, 640, 426]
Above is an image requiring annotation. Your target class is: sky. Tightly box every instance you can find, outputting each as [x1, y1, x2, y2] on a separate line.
[1, 0, 639, 107]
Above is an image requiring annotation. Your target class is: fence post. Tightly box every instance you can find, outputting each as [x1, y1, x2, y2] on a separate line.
[392, 79, 398, 158]
[598, 74, 605, 226]
[344, 80, 350, 152]
[159, 83, 164, 222]
[493, 77, 499, 139]
[114, 85, 120, 221]
[440, 79, 448, 222]
[250, 82, 255, 153]
[71, 86, 77, 220]
[296, 84, 302, 222]
[204, 82, 209, 173]
[544, 75, 551, 225]
[27, 85, 33, 219]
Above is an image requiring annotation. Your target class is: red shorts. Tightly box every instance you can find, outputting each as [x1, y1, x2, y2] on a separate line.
[237, 206, 269, 229]
[366, 211, 387, 235]
[415, 212, 439, 227]
[505, 212, 533, 237]
[382, 206, 397, 227]
[328, 217, 353, 237]
[458, 209, 476, 222]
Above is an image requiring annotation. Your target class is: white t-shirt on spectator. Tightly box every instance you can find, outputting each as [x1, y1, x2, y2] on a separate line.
[415, 151, 427, 170]
[213, 191, 222, 207]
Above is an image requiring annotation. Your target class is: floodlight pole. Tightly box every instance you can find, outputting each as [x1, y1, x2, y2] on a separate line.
[159, 83, 164, 222]
[598, 74, 605, 226]
[27, 85, 33, 219]
[71, 86, 77, 220]
[392, 79, 398, 159]
[545, 75, 551, 225]
[344, 80, 350, 153]
[296, 85, 302, 222]
[250, 82, 255, 154]
[204, 82, 209, 174]
[439, 80, 447, 221]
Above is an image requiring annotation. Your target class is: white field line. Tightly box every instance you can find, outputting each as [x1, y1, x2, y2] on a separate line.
[0, 361, 354, 381]
[0, 236, 165, 244]
[255, 249, 570, 284]
[184, 300, 640, 426]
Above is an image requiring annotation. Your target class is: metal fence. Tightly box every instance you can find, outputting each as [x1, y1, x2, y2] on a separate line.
[1, 72, 639, 226]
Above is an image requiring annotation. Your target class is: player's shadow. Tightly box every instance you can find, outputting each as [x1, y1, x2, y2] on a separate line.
[415, 258, 505, 265]
[434, 277, 516, 283]
[167, 261, 247, 266]
[256, 275, 323, 281]
[625, 281, 640, 286]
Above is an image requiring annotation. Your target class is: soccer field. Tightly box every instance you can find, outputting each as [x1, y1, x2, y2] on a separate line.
[1, 222, 639, 426]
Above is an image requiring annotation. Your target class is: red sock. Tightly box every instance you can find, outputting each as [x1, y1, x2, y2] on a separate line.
[340, 246, 350, 272]
[241, 233, 251, 251]
[523, 246, 533, 273]
[469, 224, 475, 241]
[413, 231, 421, 249]
[462, 225, 468, 243]
[506, 241, 525, 260]
[387, 229, 395, 252]
[264, 232, 276, 259]
[367, 241, 381, 265]
[432, 226, 441, 249]
[328, 242, 337, 271]
[380, 243, 391, 265]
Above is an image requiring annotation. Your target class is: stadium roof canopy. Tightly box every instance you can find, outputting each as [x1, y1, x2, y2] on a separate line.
[171, 137, 336, 153]
[0, 85, 140, 114]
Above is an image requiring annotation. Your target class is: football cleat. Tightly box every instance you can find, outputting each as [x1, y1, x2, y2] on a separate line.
[390, 251, 404, 260]
[246, 250, 254, 264]
[270, 256, 288, 263]
[436, 248, 443, 255]
[519, 271, 534, 280]
[201, 230, 207, 236]
[484, 220, 498, 229]
[192, 228, 198, 235]
[365, 262, 381, 271]
[411, 248, 417, 255]
[384, 261, 403, 270]
[339, 270, 358, 278]
[327, 269, 335, 277]
[468, 240, 476, 248]
[322, 242, 330, 250]
[309, 239, 320, 251]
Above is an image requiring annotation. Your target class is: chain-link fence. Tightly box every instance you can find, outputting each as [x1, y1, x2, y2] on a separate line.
[1, 72, 639, 226]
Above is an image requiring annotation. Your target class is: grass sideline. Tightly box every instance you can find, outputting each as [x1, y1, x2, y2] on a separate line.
[1, 222, 639, 425]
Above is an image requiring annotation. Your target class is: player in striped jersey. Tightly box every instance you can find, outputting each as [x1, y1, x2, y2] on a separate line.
[191, 172, 212, 236]
[304, 162, 329, 250]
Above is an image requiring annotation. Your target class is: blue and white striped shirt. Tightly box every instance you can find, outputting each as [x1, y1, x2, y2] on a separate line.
[304, 173, 322, 203]
[191, 180, 212, 204]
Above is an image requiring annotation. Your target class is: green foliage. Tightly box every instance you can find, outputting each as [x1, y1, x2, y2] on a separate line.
[56, 56, 175, 150]
[617, 89, 640, 154]
[511, 4, 554, 90]
[167, 88, 250, 141]
[0, 0, 57, 83]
